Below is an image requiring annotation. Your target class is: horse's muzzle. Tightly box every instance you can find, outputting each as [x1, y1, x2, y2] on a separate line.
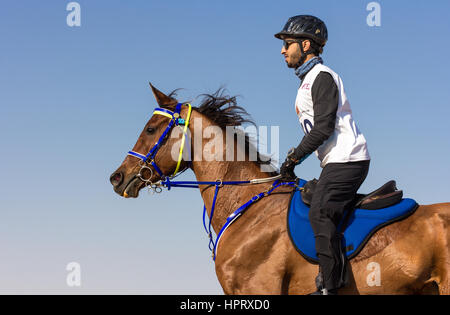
[110, 171, 123, 188]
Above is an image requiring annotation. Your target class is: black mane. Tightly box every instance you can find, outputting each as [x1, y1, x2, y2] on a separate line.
[191, 88, 276, 172]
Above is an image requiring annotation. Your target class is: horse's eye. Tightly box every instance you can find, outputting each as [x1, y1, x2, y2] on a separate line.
[146, 127, 155, 134]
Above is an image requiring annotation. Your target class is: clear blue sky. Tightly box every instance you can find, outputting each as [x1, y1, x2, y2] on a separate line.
[0, 0, 449, 294]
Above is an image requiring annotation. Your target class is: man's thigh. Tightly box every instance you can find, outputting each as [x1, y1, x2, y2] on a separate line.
[309, 161, 369, 224]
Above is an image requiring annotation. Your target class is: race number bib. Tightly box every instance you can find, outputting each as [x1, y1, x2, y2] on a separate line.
[300, 117, 313, 135]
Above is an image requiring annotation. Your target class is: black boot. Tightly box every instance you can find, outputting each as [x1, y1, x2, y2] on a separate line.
[308, 271, 338, 295]
[309, 273, 337, 294]
[332, 233, 349, 289]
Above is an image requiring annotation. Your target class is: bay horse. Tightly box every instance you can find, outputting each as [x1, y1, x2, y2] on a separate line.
[110, 84, 450, 295]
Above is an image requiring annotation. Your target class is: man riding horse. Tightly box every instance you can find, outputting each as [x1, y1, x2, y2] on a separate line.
[276, 15, 371, 295]
[110, 14, 450, 295]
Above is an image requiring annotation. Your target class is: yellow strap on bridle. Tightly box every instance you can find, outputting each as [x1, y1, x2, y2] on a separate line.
[174, 104, 192, 175]
[153, 103, 192, 177]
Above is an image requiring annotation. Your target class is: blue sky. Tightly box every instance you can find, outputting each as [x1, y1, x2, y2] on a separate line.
[0, 0, 449, 294]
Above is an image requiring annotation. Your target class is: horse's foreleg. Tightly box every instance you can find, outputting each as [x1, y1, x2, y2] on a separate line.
[215, 230, 296, 294]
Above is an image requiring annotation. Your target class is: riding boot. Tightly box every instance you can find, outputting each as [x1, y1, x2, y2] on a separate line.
[310, 234, 348, 294]
[320, 236, 349, 291]
[308, 270, 338, 295]
[332, 233, 349, 289]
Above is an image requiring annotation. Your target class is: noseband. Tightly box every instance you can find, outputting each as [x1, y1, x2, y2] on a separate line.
[127, 102, 192, 187]
[124, 101, 297, 261]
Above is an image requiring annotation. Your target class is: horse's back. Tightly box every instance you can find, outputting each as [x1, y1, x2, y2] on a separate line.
[351, 203, 447, 262]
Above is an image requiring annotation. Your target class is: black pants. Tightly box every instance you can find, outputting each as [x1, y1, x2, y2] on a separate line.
[309, 160, 370, 290]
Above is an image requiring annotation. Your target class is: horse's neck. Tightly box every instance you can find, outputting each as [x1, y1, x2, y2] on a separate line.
[187, 110, 273, 233]
[191, 160, 270, 234]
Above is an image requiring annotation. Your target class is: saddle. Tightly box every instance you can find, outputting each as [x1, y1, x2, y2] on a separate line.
[287, 179, 418, 263]
[301, 179, 403, 210]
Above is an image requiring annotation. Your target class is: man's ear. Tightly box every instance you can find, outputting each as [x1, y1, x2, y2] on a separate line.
[149, 83, 177, 109]
[302, 40, 311, 53]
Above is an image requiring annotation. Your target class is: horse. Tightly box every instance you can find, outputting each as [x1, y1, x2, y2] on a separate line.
[110, 84, 450, 295]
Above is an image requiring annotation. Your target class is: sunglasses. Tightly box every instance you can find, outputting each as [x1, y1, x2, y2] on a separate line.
[283, 40, 301, 50]
[283, 39, 303, 50]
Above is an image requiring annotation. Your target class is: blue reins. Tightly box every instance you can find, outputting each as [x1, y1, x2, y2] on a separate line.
[126, 103, 298, 261]
[157, 177, 298, 260]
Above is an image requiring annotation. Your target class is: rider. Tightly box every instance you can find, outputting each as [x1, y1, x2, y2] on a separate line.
[275, 15, 371, 295]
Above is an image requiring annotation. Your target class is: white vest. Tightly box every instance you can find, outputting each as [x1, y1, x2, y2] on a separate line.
[295, 63, 370, 168]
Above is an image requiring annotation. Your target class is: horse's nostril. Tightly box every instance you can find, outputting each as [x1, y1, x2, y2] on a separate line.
[110, 172, 123, 186]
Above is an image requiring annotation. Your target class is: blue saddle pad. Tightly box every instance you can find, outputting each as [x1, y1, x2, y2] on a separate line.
[287, 179, 419, 263]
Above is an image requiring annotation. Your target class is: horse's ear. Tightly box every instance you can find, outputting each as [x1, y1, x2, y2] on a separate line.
[149, 83, 177, 109]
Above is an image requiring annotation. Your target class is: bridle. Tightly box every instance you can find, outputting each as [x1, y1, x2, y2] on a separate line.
[127, 102, 192, 191]
[124, 101, 299, 260]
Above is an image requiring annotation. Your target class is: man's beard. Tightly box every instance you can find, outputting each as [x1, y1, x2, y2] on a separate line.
[286, 55, 301, 68]
[286, 60, 299, 68]
[286, 61, 297, 68]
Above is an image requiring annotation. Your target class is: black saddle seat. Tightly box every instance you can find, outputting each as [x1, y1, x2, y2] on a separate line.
[301, 179, 403, 210]
[354, 180, 403, 210]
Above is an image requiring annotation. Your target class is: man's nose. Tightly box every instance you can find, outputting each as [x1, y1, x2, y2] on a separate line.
[281, 46, 287, 54]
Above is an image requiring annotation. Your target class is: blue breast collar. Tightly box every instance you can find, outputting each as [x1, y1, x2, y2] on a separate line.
[124, 103, 298, 261]
[157, 177, 298, 261]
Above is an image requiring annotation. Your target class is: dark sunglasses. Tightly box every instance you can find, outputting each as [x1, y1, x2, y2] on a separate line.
[283, 40, 301, 50]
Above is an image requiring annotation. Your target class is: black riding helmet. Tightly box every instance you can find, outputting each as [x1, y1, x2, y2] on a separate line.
[274, 15, 328, 47]
[275, 15, 328, 67]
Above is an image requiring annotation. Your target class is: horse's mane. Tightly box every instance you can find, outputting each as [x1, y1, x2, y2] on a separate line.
[169, 88, 277, 174]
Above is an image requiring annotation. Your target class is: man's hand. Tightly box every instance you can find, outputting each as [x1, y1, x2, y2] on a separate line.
[279, 147, 310, 182]
[280, 158, 297, 182]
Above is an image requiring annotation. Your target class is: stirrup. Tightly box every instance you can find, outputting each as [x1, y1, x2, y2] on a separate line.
[308, 288, 337, 295]
[323, 288, 338, 295]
